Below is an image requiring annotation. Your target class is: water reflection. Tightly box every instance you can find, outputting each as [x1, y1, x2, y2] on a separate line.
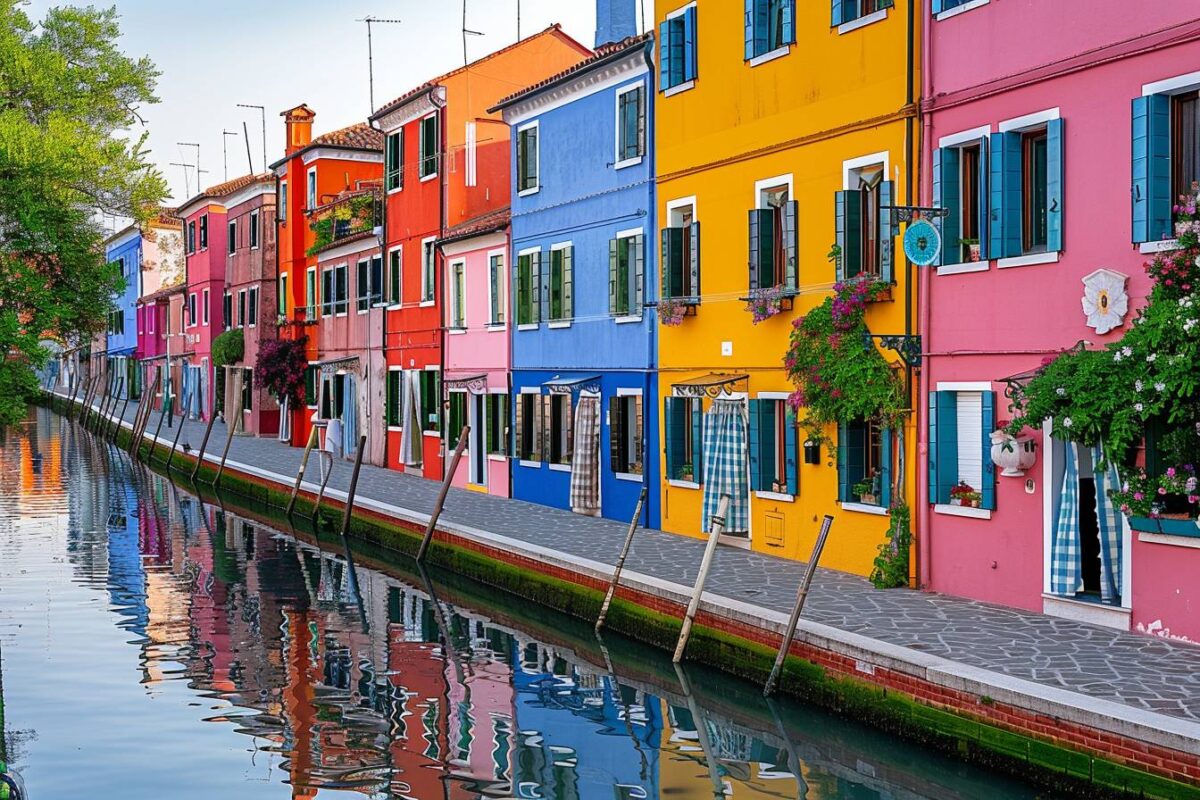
[0, 407, 1037, 799]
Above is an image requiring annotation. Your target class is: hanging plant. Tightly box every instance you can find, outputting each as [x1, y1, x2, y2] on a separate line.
[745, 284, 789, 324]
[255, 335, 309, 409]
[658, 297, 688, 326]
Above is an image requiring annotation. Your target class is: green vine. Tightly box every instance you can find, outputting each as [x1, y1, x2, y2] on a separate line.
[870, 503, 911, 589]
[305, 193, 378, 256]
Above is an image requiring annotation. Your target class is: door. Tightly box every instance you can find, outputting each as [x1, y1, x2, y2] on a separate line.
[470, 392, 487, 486]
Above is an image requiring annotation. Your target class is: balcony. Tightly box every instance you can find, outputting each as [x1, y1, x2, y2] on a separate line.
[306, 188, 382, 257]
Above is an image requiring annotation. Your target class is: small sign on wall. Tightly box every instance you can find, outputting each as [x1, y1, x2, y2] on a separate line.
[721, 341, 733, 357]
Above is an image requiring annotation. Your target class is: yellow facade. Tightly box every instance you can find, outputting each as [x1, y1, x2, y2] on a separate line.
[655, 0, 920, 576]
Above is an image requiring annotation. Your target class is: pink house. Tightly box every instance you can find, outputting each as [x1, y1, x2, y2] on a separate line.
[136, 213, 184, 410]
[921, 1, 1200, 640]
[436, 210, 512, 497]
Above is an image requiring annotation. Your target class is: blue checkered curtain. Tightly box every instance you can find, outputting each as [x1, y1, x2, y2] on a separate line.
[1050, 441, 1083, 596]
[342, 375, 357, 457]
[1092, 443, 1123, 603]
[570, 396, 601, 515]
[701, 399, 750, 534]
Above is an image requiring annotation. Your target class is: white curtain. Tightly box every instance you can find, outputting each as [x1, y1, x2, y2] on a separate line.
[400, 369, 423, 467]
[278, 395, 292, 441]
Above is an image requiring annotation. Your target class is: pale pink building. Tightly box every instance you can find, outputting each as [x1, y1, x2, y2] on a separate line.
[921, 1, 1200, 640]
[437, 210, 512, 497]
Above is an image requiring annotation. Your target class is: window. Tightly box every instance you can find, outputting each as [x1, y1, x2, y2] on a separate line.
[488, 252, 505, 325]
[659, 5, 698, 92]
[278, 274, 288, 318]
[370, 255, 383, 307]
[515, 251, 540, 326]
[750, 182, 798, 290]
[1173, 92, 1200, 207]
[517, 123, 538, 194]
[664, 396, 702, 482]
[990, 117, 1062, 257]
[384, 248, 401, 306]
[419, 114, 438, 179]
[419, 370, 440, 432]
[249, 209, 260, 249]
[199, 214, 208, 249]
[933, 0, 977, 13]
[486, 394, 508, 455]
[934, 136, 988, 265]
[545, 394, 572, 466]
[609, 394, 643, 475]
[515, 392, 543, 461]
[832, 0, 892, 27]
[335, 264, 348, 314]
[616, 85, 645, 166]
[304, 365, 318, 407]
[223, 292, 232, 329]
[228, 219, 237, 254]
[386, 370, 402, 427]
[305, 268, 316, 318]
[749, 398, 798, 495]
[385, 130, 404, 191]
[248, 286, 258, 326]
[237, 289, 246, 327]
[608, 232, 644, 317]
[187, 221, 196, 253]
[835, 163, 895, 281]
[446, 391, 467, 441]
[279, 181, 287, 223]
[928, 388, 996, 510]
[321, 268, 333, 316]
[662, 202, 700, 301]
[548, 245, 573, 322]
[448, 260, 466, 329]
[838, 419, 892, 507]
[421, 239, 436, 302]
[307, 168, 317, 210]
[745, 0, 795, 60]
[242, 368, 253, 412]
[187, 293, 196, 327]
[202, 289, 210, 326]
[357, 259, 371, 312]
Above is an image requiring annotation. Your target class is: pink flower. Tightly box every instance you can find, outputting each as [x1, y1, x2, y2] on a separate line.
[1167, 467, 1177, 477]
[1134, 492, 1145, 501]
[1158, 487, 1168, 495]
[1189, 495, 1200, 505]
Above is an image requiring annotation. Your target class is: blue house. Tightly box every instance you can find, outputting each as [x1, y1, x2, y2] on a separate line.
[102, 225, 143, 399]
[492, 1, 659, 527]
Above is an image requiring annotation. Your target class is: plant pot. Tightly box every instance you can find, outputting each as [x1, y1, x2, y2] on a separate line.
[1130, 515, 1200, 537]
[966, 243, 981, 262]
[859, 493, 877, 506]
[990, 431, 1037, 477]
[679, 471, 693, 482]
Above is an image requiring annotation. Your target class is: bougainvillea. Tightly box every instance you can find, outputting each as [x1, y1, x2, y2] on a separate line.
[255, 335, 309, 409]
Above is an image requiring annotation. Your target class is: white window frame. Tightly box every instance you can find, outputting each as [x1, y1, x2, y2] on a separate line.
[306, 167, 317, 210]
[547, 241, 573, 328]
[227, 219, 237, 255]
[419, 112, 439, 183]
[201, 289, 210, 326]
[387, 245, 403, 309]
[753, 390, 794, 503]
[278, 180, 287, 223]
[356, 258, 371, 315]
[249, 209, 260, 250]
[1138, 71, 1200, 254]
[385, 131, 403, 195]
[517, 386, 542, 467]
[614, 82, 646, 170]
[613, 227, 645, 323]
[994, 107, 1061, 269]
[465, 121, 477, 188]
[936, 125, 993, 276]
[486, 387, 509, 462]
[935, 0, 989, 22]
[486, 248, 506, 331]
[237, 288, 246, 328]
[611, 387, 644, 482]
[516, 121, 540, 197]
[516, 246, 541, 330]
[448, 257, 467, 332]
[335, 262, 349, 317]
[248, 286, 258, 328]
[420, 237, 437, 307]
[754, 173, 794, 209]
[386, 366, 404, 431]
[838, 6, 888, 35]
[663, 3, 698, 96]
[931, 381, 994, 520]
[305, 266, 317, 317]
[841, 152, 891, 191]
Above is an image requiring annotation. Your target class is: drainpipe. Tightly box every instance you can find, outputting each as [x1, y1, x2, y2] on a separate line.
[918, 0, 935, 589]
[435, 90, 449, 480]
[369, 119, 390, 469]
[643, 39, 656, 528]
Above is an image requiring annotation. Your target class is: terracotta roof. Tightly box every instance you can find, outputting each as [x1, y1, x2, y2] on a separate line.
[438, 208, 511, 246]
[139, 283, 185, 303]
[311, 122, 384, 150]
[370, 24, 592, 121]
[175, 172, 274, 216]
[490, 33, 651, 112]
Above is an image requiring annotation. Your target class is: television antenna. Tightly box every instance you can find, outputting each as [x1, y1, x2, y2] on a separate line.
[221, 130, 238, 181]
[356, 16, 402, 114]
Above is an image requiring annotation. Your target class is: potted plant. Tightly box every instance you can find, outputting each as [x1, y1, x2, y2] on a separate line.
[659, 297, 687, 327]
[1110, 465, 1200, 536]
[853, 470, 879, 505]
[1173, 181, 1200, 238]
[744, 284, 789, 324]
[990, 428, 1038, 476]
[678, 462, 694, 482]
[949, 481, 981, 507]
[961, 238, 981, 262]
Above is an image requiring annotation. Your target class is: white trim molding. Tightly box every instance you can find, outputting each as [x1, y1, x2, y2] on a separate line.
[842, 152, 891, 190]
[1143, 69, 1200, 97]
[838, 8, 887, 35]
[840, 501, 888, 516]
[998, 107, 1060, 133]
[938, 125, 992, 149]
[748, 45, 790, 68]
[934, 503, 993, 520]
[997, 251, 1059, 269]
[935, 0, 989, 22]
[937, 261, 990, 276]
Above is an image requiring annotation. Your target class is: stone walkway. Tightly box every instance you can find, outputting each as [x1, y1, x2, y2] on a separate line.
[66, 393, 1200, 724]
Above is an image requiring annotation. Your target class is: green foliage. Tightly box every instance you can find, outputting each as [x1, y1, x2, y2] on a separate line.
[211, 329, 244, 367]
[783, 279, 906, 442]
[870, 503, 911, 589]
[305, 193, 378, 256]
[0, 3, 165, 424]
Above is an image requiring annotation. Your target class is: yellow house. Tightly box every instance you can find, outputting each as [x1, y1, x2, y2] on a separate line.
[654, 0, 920, 576]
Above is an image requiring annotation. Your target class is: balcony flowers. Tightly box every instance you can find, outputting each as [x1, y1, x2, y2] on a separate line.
[949, 481, 982, 508]
[658, 297, 688, 327]
[1174, 181, 1200, 238]
[1110, 465, 1199, 520]
[745, 284, 789, 324]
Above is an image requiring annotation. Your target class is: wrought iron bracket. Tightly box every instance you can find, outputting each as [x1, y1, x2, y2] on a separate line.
[863, 333, 923, 369]
[881, 205, 950, 223]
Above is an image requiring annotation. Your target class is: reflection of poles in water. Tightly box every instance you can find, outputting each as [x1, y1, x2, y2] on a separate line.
[415, 562, 470, 685]
[672, 661, 726, 800]
[764, 695, 809, 800]
[336, 518, 369, 635]
[594, 631, 650, 781]
[0, 636, 7, 765]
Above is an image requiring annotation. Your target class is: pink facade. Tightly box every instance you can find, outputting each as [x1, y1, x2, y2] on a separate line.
[136, 217, 184, 408]
[922, 1, 1200, 640]
[439, 214, 511, 498]
[178, 201, 227, 419]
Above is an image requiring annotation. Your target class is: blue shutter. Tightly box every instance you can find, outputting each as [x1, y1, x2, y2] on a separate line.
[980, 390, 996, 511]
[781, 0, 795, 44]
[683, 7, 698, 82]
[976, 134, 990, 260]
[783, 200, 799, 290]
[748, 209, 774, 290]
[691, 401, 704, 485]
[927, 392, 939, 506]
[934, 390, 959, 504]
[662, 227, 683, 298]
[748, 399, 763, 492]
[879, 181, 894, 283]
[837, 422, 849, 502]
[880, 427, 893, 509]
[745, 0, 767, 60]
[835, 190, 862, 281]
[1131, 95, 1171, 244]
[933, 147, 960, 265]
[659, 21, 670, 91]
[1046, 118, 1064, 253]
[689, 221, 701, 302]
[785, 407, 799, 496]
[990, 132, 1022, 259]
[932, 0, 944, 13]
[832, 0, 846, 27]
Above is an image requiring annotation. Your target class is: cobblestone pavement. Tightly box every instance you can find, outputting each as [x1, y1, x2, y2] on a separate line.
[71, 396, 1200, 722]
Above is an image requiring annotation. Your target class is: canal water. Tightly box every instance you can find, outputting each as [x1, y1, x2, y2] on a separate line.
[0, 407, 1040, 799]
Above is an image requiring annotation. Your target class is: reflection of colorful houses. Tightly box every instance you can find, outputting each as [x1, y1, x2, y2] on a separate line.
[103, 455, 150, 637]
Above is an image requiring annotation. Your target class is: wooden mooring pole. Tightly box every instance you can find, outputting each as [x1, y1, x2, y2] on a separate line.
[132, 373, 161, 461]
[110, 379, 131, 441]
[66, 374, 83, 420]
[165, 386, 189, 472]
[338, 435, 368, 538]
[213, 386, 245, 485]
[188, 405, 219, 483]
[595, 485, 648, 633]
[673, 493, 730, 664]
[78, 375, 97, 427]
[763, 514, 834, 697]
[416, 425, 470, 563]
[286, 426, 320, 517]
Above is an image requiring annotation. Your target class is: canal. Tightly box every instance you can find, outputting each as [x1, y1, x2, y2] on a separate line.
[0, 406, 1041, 798]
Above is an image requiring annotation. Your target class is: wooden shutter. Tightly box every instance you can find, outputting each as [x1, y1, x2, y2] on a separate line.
[1046, 118, 1064, 253]
[990, 132, 1022, 259]
[748, 209, 774, 290]
[785, 407, 799, 496]
[1131, 95, 1171, 244]
[691, 400, 704, 485]
[748, 399, 763, 492]
[932, 0, 944, 12]
[635, 88, 646, 158]
[847, 422, 865, 500]
[927, 392, 938, 506]
[836, 422, 849, 502]
[659, 20, 670, 91]
[515, 255, 527, 325]
[980, 390, 996, 510]
[880, 427, 893, 509]
[781, 0, 795, 44]
[608, 238, 619, 315]
[662, 227, 683, 299]
[632, 234, 645, 315]
[831, 0, 847, 27]
[664, 397, 683, 480]
[536, 394, 548, 462]
[683, 7, 698, 82]
[689, 221, 701, 302]
[782, 200, 799, 290]
[633, 396, 643, 470]
[834, 190, 862, 281]
[514, 393, 526, 459]
[562, 246, 574, 320]
[879, 181, 895, 283]
[534, 251, 546, 323]
[933, 390, 959, 504]
[934, 148, 960, 266]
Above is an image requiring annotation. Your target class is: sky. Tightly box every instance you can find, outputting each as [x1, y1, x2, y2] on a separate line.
[22, 0, 652, 217]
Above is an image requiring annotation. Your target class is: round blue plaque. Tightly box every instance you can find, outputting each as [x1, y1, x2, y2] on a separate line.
[903, 219, 942, 267]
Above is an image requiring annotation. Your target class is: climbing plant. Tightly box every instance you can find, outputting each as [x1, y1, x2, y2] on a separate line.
[870, 503, 912, 589]
[211, 329, 244, 368]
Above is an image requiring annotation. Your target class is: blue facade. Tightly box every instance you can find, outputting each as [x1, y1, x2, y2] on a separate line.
[501, 38, 660, 527]
[104, 228, 143, 398]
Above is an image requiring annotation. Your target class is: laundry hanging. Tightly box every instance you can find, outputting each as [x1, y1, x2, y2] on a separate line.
[278, 396, 292, 442]
[1050, 441, 1084, 596]
[701, 399, 750, 535]
[399, 369, 423, 467]
[569, 395, 601, 515]
[1092, 443, 1123, 603]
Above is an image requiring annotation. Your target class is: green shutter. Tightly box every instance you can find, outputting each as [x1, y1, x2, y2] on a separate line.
[748, 399, 763, 492]
[689, 221, 701, 302]
[632, 234, 645, 315]
[563, 246, 574, 320]
[785, 408, 799, 496]
[534, 251, 545, 323]
[835, 190, 862, 281]
[1046, 118, 1064, 253]
[836, 422, 849, 502]
[514, 394, 525, 458]
[662, 227, 684, 299]
[847, 422, 865, 498]
[609, 396, 623, 471]
[879, 181, 894, 283]
[691, 400, 704, 485]
[783, 200, 799, 290]
[608, 238, 619, 315]
[748, 209, 774, 290]
[664, 397, 683, 480]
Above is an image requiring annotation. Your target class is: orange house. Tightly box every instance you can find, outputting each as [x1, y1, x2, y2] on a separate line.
[271, 105, 384, 449]
[367, 24, 591, 480]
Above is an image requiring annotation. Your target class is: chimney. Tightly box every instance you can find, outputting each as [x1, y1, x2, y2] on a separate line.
[595, 0, 637, 48]
[281, 104, 316, 156]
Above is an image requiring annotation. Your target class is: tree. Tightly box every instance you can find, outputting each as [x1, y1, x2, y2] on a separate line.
[0, 3, 166, 423]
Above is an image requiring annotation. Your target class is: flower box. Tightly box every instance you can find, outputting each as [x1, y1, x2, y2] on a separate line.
[858, 493, 877, 506]
[1129, 515, 1200, 537]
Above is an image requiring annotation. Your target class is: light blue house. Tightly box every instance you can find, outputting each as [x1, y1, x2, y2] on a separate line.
[102, 225, 143, 399]
[492, 1, 659, 527]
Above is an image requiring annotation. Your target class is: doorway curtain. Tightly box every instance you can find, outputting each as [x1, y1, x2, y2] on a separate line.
[1050, 442, 1123, 602]
[701, 399, 750, 535]
[569, 395, 601, 516]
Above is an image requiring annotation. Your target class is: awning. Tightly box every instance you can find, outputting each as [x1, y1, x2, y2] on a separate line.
[544, 374, 601, 395]
[672, 373, 748, 399]
[998, 340, 1088, 400]
[317, 355, 360, 378]
[445, 373, 488, 393]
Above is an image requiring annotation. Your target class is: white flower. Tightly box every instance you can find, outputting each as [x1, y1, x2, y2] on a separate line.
[1113, 351, 1123, 362]
[1134, 403, 1144, 412]
[1123, 346, 1133, 357]
[1063, 417, 1073, 428]
[1155, 382, 1166, 392]
[1056, 387, 1066, 396]
[1147, 353, 1158, 362]
[1135, 380, 1144, 392]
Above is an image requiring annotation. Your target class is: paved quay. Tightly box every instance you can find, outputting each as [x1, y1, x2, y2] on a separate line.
[57, 394, 1200, 743]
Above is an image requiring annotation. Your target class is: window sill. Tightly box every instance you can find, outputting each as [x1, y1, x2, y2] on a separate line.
[549, 463, 571, 473]
[518, 186, 540, 198]
[663, 80, 695, 98]
[997, 251, 1059, 269]
[937, 261, 990, 276]
[448, 328, 467, 335]
[517, 323, 539, 332]
[936, 0, 989, 21]
[838, 8, 887, 34]
[1138, 530, 1200, 549]
[419, 300, 436, 308]
[615, 472, 643, 482]
[387, 425, 403, 432]
[614, 156, 643, 170]
[518, 459, 541, 469]
[747, 45, 790, 67]
[548, 321, 571, 329]
[755, 490, 794, 503]
[1042, 594, 1130, 630]
[422, 430, 440, 438]
[667, 479, 700, 489]
[387, 303, 403, 311]
[487, 454, 508, 462]
[1139, 238, 1180, 254]
[420, 172, 438, 183]
[840, 501, 887, 516]
[487, 324, 506, 332]
[614, 315, 642, 324]
[934, 503, 992, 520]
[387, 186, 403, 196]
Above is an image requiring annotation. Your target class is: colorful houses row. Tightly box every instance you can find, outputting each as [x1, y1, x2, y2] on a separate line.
[73, 0, 1200, 641]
